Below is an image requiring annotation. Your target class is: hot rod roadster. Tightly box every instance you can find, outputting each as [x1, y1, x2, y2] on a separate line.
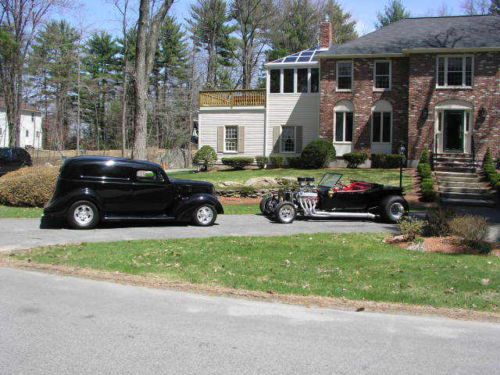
[260, 173, 408, 224]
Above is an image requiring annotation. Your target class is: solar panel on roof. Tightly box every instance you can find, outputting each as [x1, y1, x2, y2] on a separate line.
[284, 57, 298, 62]
[301, 51, 313, 56]
[297, 56, 311, 62]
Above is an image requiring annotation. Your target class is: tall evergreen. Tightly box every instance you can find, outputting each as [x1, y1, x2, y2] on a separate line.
[267, 0, 318, 62]
[376, 0, 410, 29]
[322, 0, 358, 44]
[188, 0, 237, 89]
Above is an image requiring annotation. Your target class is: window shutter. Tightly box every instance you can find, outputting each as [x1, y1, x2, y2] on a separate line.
[272, 126, 281, 154]
[295, 126, 303, 153]
[217, 126, 224, 152]
[237, 126, 245, 153]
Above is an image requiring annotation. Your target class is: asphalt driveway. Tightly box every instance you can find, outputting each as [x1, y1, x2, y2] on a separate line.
[0, 215, 398, 252]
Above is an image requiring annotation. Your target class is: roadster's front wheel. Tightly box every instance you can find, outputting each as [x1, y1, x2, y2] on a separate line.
[193, 204, 217, 226]
[381, 196, 407, 223]
[274, 202, 296, 224]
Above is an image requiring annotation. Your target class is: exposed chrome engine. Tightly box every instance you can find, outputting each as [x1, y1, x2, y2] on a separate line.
[297, 191, 318, 215]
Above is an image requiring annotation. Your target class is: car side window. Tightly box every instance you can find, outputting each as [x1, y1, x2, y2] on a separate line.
[136, 169, 164, 183]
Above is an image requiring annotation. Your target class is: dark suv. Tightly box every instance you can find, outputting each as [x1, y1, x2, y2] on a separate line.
[0, 147, 32, 176]
[43, 156, 223, 229]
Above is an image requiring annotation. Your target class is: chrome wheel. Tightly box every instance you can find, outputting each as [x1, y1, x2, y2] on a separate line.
[73, 204, 94, 226]
[389, 202, 405, 221]
[196, 205, 214, 226]
[277, 204, 296, 224]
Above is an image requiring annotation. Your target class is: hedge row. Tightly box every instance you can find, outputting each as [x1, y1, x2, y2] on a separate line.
[194, 140, 336, 170]
[417, 150, 435, 201]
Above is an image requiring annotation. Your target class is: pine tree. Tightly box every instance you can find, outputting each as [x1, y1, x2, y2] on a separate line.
[490, 0, 500, 14]
[189, 0, 237, 89]
[267, 0, 318, 62]
[29, 20, 80, 149]
[322, 0, 358, 44]
[376, 0, 410, 29]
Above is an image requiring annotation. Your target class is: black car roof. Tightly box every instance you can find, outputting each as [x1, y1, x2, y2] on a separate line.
[64, 156, 163, 170]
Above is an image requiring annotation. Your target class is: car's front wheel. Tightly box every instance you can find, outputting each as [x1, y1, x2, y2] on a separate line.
[274, 202, 296, 224]
[67, 200, 100, 229]
[381, 196, 407, 223]
[193, 204, 217, 226]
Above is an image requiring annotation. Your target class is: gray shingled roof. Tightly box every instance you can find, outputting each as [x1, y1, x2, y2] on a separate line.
[322, 15, 500, 56]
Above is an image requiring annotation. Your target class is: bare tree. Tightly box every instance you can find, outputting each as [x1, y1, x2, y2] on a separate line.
[113, 0, 130, 157]
[231, 0, 273, 89]
[0, 0, 64, 147]
[132, 0, 173, 160]
[461, 0, 490, 14]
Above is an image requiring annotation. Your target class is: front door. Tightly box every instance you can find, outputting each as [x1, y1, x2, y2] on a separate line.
[131, 169, 174, 215]
[443, 110, 464, 153]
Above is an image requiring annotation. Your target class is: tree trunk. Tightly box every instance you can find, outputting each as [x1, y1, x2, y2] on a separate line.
[132, 0, 173, 160]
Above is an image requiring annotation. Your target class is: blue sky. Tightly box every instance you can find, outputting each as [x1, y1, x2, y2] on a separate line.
[63, 0, 465, 37]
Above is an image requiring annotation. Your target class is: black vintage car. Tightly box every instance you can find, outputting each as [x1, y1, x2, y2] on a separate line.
[0, 147, 32, 177]
[43, 156, 223, 229]
[260, 173, 408, 224]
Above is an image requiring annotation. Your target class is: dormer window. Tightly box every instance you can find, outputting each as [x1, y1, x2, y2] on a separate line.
[437, 56, 473, 88]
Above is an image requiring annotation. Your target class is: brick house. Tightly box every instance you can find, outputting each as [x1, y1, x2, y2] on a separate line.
[198, 15, 499, 167]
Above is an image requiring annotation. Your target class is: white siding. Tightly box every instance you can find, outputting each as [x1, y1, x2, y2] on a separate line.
[266, 93, 320, 156]
[0, 112, 8, 147]
[198, 108, 265, 159]
[0, 110, 43, 149]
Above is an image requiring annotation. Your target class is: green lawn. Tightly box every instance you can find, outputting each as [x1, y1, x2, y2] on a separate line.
[224, 204, 260, 215]
[0, 205, 42, 219]
[169, 168, 413, 192]
[15, 233, 499, 311]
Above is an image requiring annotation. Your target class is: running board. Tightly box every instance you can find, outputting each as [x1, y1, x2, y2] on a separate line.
[306, 212, 377, 219]
[104, 215, 176, 221]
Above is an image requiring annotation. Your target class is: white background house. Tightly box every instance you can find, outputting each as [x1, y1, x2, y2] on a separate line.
[0, 103, 43, 149]
[198, 47, 323, 160]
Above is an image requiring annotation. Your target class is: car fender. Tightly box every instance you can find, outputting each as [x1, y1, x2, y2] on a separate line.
[45, 187, 104, 215]
[174, 194, 224, 221]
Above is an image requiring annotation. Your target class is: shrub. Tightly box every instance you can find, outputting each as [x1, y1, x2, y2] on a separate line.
[371, 154, 404, 169]
[483, 148, 499, 191]
[239, 186, 257, 196]
[0, 166, 58, 207]
[417, 163, 432, 179]
[420, 178, 436, 201]
[269, 155, 285, 168]
[424, 207, 455, 237]
[193, 146, 217, 171]
[398, 218, 425, 241]
[343, 152, 368, 169]
[449, 215, 490, 253]
[221, 157, 254, 170]
[255, 156, 268, 169]
[300, 140, 336, 169]
[419, 149, 430, 164]
[287, 156, 303, 168]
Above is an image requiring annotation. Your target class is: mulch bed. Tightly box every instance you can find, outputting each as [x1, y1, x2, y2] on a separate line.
[219, 196, 260, 205]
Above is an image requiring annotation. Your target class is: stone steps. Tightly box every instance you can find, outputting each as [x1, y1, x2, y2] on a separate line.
[433, 153, 496, 207]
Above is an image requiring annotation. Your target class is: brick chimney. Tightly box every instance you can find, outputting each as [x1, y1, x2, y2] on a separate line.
[319, 16, 332, 49]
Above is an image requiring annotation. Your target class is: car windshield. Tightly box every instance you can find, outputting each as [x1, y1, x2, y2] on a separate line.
[318, 173, 342, 188]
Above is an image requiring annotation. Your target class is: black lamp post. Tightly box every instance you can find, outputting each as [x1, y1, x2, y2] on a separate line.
[399, 144, 406, 190]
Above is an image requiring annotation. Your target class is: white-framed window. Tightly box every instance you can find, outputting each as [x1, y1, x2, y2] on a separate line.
[25, 130, 29, 138]
[310, 68, 319, 93]
[281, 126, 296, 153]
[270, 69, 280, 93]
[335, 112, 354, 143]
[283, 69, 294, 93]
[372, 111, 392, 143]
[336, 61, 352, 91]
[437, 55, 473, 88]
[297, 68, 308, 93]
[374, 61, 391, 90]
[224, 126, 238, 152]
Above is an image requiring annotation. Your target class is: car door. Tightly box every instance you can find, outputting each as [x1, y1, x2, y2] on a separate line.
[130, 168, 174, 215]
